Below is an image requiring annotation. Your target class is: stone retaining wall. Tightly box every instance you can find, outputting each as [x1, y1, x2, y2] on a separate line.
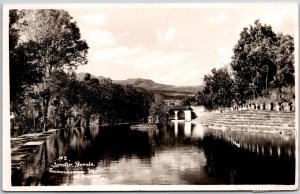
[232, 101, 295, 112]
[195, 110, 295, 135]
[11, 129, 64, 186]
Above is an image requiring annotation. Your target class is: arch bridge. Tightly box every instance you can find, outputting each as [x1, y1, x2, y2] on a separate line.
[168, 105, 197, 121]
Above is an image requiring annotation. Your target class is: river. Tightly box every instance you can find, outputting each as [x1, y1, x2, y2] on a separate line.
[13, 120, 295, 185]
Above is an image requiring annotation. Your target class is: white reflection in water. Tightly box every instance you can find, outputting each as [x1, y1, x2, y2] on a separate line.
[70, 147, 209, 185]
[172, 121, 205, 139]
[184, 122, 192, 137]
[174, 121, 178, 137]
[191, 123, 205, 139]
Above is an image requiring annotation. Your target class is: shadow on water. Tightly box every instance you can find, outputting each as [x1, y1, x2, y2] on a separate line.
[199, 130, 295, 184]
[42, 124, 153, 185]
[12, 121, 295, 185]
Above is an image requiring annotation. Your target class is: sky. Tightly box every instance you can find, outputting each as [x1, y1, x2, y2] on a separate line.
[67, 3, 297, 86]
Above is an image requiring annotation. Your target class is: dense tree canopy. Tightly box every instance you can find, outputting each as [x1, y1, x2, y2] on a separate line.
[191, 67, 233, 110]
[10, 9, 91, 131]
[9, 9, 158, 135]
[187, 20, 294, 110]
[230, 20, 294, 103]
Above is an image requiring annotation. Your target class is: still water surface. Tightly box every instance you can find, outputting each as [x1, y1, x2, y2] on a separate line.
[22, 121, 296, 185]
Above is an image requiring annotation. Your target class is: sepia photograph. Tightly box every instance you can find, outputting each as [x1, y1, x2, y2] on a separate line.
[2, 3, 298, 191]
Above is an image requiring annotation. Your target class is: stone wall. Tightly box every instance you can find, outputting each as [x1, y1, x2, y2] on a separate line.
[11, 129, 65, 186]
[231, 101, 295, 112]
[195, 110, 295, 135]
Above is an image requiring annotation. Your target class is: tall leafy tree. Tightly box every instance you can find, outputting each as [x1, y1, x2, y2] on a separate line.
[230, 20, 294, 103]
[271, 34, 294, 88]
[230, 20, 278, 102]
[149, 94, 168, 123]
[194, 67, 233, 110]
[9, 10, 43, 103]
[11, 9, 89, 131]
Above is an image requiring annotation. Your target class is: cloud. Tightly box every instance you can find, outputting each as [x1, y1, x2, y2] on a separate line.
[120, 49, 201, 86]
[201, 12, 229, 24]
[236, 6, 296, 36]
[157, 26, 177, 43]
[91, 46, 144, 63]
[83, 30, 116, 49]
[78, 45, 200, 85]
[69, 11, 115, 49]
[73, 4, 297, 86]
[76, 13, 107, 27]
[114, 49, 191, 72]
[216, 46, 234, 66]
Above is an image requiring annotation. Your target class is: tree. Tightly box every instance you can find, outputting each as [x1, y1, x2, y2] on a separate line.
[271, 34, 294, 88]
[230, 20, 278, 102]
[10, 41, 44, 103]
[230, 20, 294, 103]
[9, 10, 44, 103]
[10, 9, 89, 131]
[9, 9, 22, 51]
[149, 94, 168, 123]
[194, 67, 233, 110]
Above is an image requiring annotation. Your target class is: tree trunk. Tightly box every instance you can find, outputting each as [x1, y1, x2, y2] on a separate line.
[85, 114, 90, 127]
[60, 115, 67, 129]
[265, 66, 269, 91]
[43, 95, 50, 132]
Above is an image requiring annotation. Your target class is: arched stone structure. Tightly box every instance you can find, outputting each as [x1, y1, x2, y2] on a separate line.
[168, 105, 193, 121]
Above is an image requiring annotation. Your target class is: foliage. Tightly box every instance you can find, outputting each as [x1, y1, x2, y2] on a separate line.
[190, 20, 295, 110]
[149, 94, 168, 123]
[10, 41, 44, 103]
[230, 20, 294, 103]
[191, 67, 233, 110]
[10, 9, 89, 132]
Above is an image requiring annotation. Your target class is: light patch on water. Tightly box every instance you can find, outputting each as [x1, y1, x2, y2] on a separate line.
[69, 146, 207, 185]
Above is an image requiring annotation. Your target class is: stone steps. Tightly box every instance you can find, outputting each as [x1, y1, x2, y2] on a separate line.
[208, 118, 294, 126]
[195, 110, 295, 135]
[212, 123, 294, 130]
[218, 116, 292, 121]
[220, 112, 294, 117]
[211, 119, 295, 125]
[209, 124, 294, 134]
[11, 129, 63, 186]
[220, 114, 294, 119]
[201, 116, 293, 120]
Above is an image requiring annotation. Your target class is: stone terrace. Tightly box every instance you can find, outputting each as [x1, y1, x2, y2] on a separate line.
[10, 129, 60, 185]
[195, 110, 295, 135]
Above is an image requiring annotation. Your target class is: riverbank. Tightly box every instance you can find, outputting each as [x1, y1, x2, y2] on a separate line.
[194, 110, 295, 135]
[11, 129, 61, 185]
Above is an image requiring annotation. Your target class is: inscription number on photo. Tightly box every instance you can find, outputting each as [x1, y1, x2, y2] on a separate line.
[58, 156, 68, 161]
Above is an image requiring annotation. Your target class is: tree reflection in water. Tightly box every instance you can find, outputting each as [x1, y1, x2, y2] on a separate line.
[12, 122, 295, 185]
[199, 130, 295, 185]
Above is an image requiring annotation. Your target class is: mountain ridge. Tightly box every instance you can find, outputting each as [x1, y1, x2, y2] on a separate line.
[76, 72, 202, 96]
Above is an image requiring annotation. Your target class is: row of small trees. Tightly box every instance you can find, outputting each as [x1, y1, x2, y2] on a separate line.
[10, 9, 165, 136]
[184, 20, 295, 110]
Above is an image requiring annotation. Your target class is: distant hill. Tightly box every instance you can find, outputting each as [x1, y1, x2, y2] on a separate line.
[76, 72, 202, 99]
